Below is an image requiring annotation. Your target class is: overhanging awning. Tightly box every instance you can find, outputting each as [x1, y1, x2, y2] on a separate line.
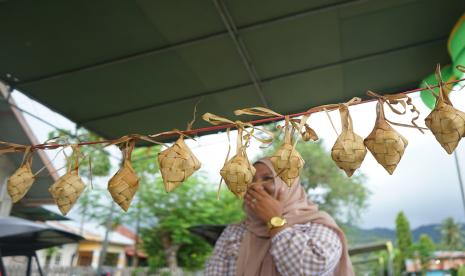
[0, 216, 82, 256]
[0, 0, 464, 142]
[0, 90, 58, 205]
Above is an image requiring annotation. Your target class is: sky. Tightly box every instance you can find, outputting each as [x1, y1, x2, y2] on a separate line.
[9, 83, 465, 230]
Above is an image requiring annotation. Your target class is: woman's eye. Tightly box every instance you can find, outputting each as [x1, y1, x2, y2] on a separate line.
[252, 175, 274, 183]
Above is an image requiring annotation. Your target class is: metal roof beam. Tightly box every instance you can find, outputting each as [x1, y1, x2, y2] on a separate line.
[78, 35, 447, 124]
[212, 0, 269, 107]
[15, 0, 365, 86]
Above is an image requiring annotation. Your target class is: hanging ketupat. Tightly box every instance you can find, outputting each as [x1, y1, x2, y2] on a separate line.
[158, 135, 201, 192]
[331, 103, 367, 177]
[158, 105, 202, 193]
[219, 128, 256, 198]
[7, 146, 35, 203]
[270, 116, 307, 187]
[2, 64, 463, 206]
[364, 99, 409, 174]
[234, 107, 314, 187]
[364, 90, 426, 174]
[49, 145, 86, 215]
[108, 139, 139, 211]
[425, 65, 465, 154]
[203, 112, 273, 198]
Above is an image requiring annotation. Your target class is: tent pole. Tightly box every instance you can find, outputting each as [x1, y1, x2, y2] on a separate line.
[34, 252, 43, 276]
[0, 249, 6, 276]
[26, 255, 32, 276]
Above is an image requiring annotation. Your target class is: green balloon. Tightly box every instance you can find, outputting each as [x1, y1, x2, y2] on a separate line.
[419, 65, 455, 110]
[453, 47, 465, 77]
[449, 13, 465, 62]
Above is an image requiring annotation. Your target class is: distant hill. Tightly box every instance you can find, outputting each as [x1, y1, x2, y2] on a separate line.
[346, 223, 465, 246]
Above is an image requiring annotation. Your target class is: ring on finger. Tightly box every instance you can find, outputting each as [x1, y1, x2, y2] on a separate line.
[252, 198, 257, 203]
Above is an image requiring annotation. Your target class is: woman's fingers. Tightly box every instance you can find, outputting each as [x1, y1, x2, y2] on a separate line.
[253, 184, 271, 197]
[244, 193, 255, 203]
[247, 186, 266, 200]
[244, 196, 256, 209]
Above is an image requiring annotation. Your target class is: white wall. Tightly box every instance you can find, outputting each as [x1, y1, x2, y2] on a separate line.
[36, 243, 79, 268]
[0, 154, 15, 216]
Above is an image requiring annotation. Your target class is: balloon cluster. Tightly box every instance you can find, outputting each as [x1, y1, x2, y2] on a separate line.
[420, 12, 465, 109]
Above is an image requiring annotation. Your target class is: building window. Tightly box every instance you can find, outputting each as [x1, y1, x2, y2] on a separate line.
[54, 253, 61, 265]
[104, 253, 119, 266]
[77, 251, 93, 266]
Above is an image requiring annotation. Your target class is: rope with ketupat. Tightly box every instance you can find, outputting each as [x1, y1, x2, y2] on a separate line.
[424, 64, 465, 154]
[6, 140, 65, 203]
[236, 100, 367, 180]
[7, 146, 35, 203]
[202, 112, 273, 198]
[329, 98, 368, 177]
[157, 104, 201, 193]
[0, 64, 464, 214]
[234, 107, 318, 187]
[49, 144, 86, 215]
[364, 91, 427, 174]
[105, 133, 167, 211]
[107, 138, 139, 212]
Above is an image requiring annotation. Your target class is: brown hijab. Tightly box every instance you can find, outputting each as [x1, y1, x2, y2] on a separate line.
[235, 158, 354, 276]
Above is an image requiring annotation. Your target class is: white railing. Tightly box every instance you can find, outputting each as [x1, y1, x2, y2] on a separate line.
[4, 265, 203, 276]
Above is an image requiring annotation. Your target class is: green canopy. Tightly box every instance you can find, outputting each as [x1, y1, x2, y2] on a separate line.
[1, 0, 464, 141]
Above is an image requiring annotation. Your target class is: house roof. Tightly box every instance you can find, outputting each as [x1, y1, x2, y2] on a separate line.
[0, 85, 58, 205]
[47, 220, 134, 246]
[0, 0, 463, 143]
[115, 225, 147, 258]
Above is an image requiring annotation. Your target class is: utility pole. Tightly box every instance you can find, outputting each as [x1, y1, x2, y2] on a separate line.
[96, 201, 115, 276]
[453, 152, 465, 218]
[132, 196, 141, 268]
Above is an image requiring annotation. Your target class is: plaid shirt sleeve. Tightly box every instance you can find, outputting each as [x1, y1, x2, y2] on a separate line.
[270, 222, 342, 276]
[204, 224, 244, 276]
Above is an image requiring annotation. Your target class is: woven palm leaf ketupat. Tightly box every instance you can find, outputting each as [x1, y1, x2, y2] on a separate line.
[331, 105, 367, 177]
[364, 100, 408, 175]
[234, 107, 311, 186]
[220, 128, 256, 198]
[270, 117, 305, 187]
[7, 146, 35, 203]
[158, 136, 201, 192]
[108, 140, 139, 211]
[425, 65, 465, 154]
[49, 145, 86, 215]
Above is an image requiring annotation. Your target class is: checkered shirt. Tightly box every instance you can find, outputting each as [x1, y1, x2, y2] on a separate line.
[205, 221, 342, 276]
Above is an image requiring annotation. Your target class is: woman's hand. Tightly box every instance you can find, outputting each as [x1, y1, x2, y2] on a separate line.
[245, 184, 285, 223]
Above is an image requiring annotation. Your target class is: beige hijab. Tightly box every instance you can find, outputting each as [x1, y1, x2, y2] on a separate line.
[235, 158, 354, 276]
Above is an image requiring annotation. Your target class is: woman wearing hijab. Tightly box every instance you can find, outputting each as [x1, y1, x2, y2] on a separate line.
[205, 157, 354, 276]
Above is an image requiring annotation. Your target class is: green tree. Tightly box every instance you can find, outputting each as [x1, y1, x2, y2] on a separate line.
[412, 234, 435, 273]
[46, 129, 244, 272]
[262, 129, 370, 224]
[119, 144, 243, 272]
[439, 217, 464, 250]
[140, 175, 244, 273]
[395, 211, 413, 275]
[47, 129, 111, 179]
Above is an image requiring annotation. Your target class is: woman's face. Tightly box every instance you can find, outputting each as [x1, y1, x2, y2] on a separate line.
[251, 163, 276, 197]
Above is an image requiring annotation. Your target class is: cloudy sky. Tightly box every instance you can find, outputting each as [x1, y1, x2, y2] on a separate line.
[10, 84, 465, 230]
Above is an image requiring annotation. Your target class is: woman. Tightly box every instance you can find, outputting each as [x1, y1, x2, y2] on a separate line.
[205, 158, 354, 276]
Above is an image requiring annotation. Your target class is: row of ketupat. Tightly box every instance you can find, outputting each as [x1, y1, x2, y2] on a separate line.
[5, 64, 465, 215]
[203, 64, 465, 199]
